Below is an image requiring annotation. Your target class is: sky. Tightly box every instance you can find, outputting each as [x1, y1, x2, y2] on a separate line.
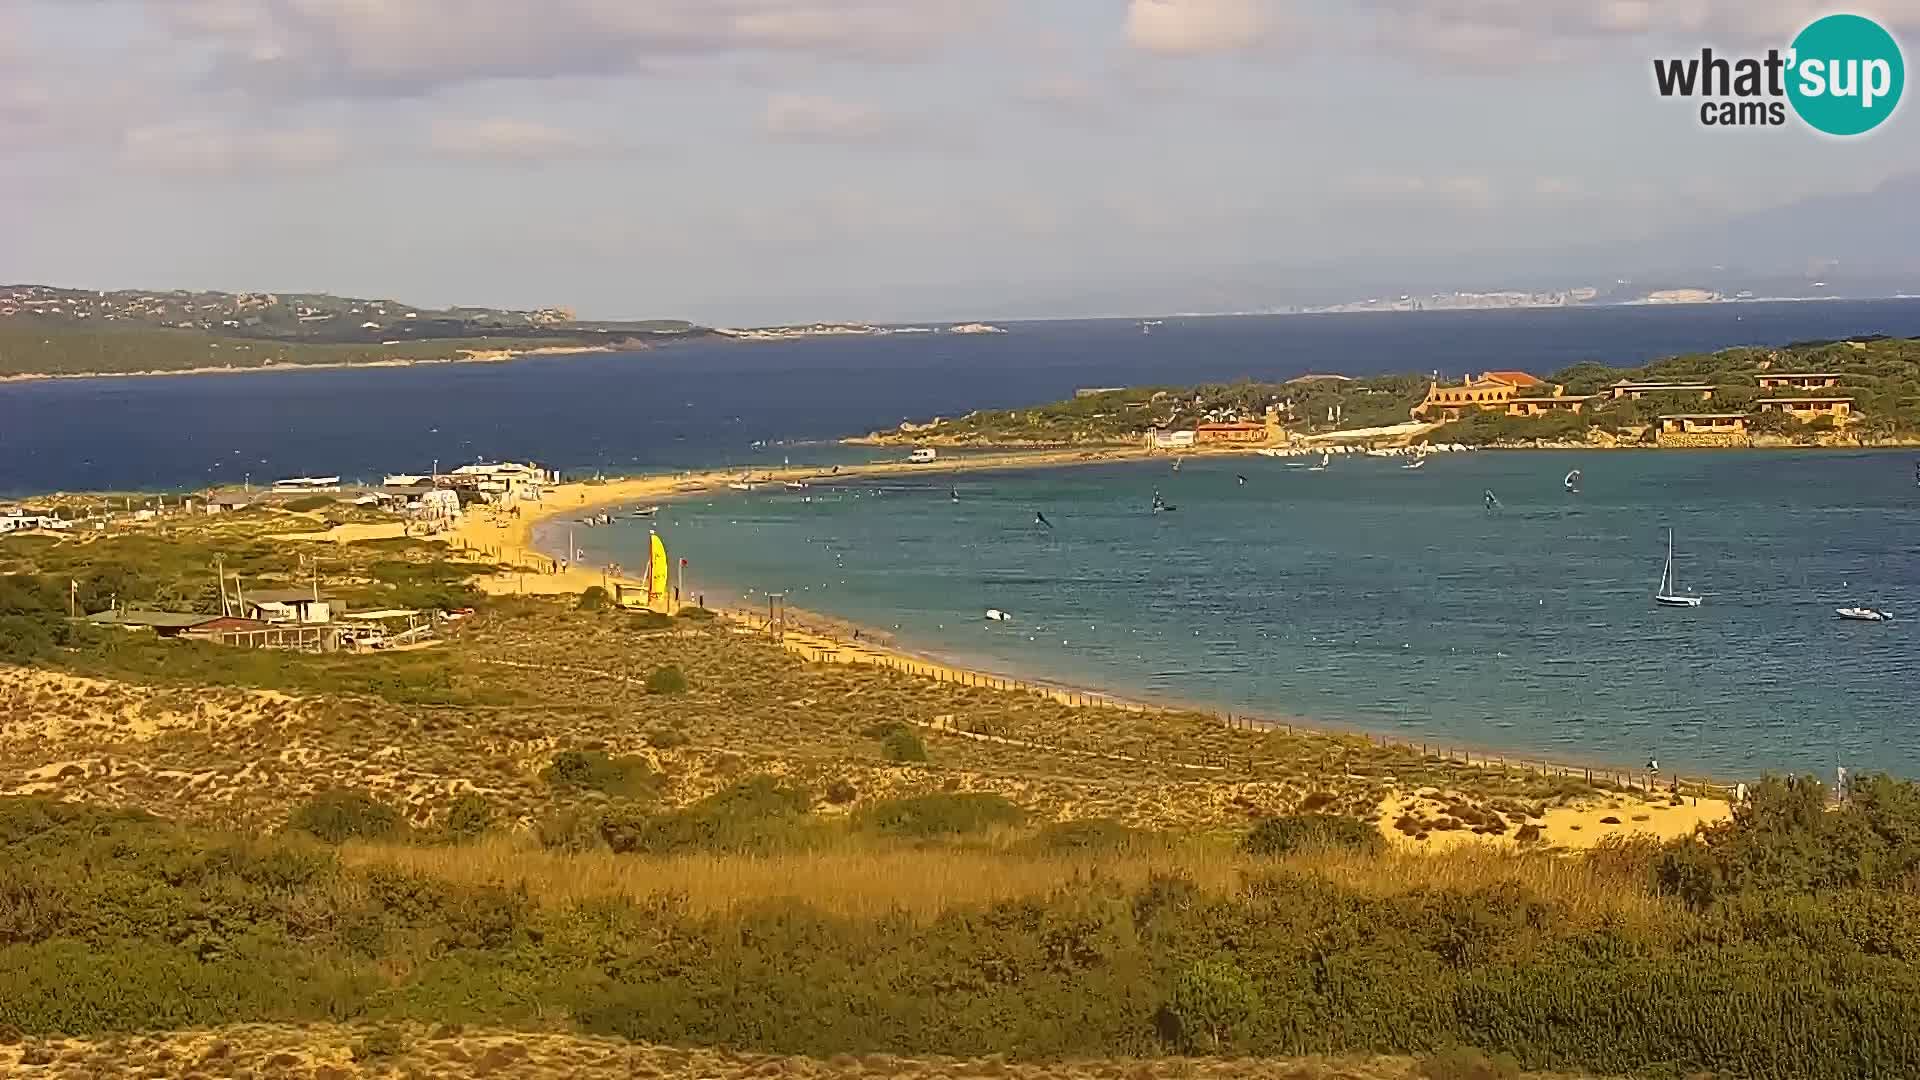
[4, 0, 1919, 324]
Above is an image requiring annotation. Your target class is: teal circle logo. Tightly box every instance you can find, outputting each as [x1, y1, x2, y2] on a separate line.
[1787, 14, 1904, 135]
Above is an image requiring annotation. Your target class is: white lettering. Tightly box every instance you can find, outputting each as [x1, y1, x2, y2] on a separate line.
[1863, 59, 1892, 108]
[1830, 58, 1859, 99]
[1799, 57, 1827, 96]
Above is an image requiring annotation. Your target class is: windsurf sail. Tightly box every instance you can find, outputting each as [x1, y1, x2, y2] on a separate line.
[647, 531, 670, 609]
[1564, 469, 1582, 493]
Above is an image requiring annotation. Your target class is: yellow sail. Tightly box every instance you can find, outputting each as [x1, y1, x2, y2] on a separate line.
[648, 532, 670, 610]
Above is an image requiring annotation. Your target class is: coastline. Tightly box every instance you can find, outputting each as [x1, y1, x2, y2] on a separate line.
[437, 452, 1746, 801]
[0, 344, 618, 385]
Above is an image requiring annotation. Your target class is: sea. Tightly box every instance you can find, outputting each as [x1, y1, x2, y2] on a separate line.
[7, 299, 1920, 778]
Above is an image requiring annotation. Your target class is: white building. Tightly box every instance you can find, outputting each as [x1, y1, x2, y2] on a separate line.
[0, 509, 73, 534]
[1151, 430, 1197, 449]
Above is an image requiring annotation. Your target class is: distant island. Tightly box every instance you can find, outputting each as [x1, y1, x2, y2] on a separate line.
[856, 335, 1920, 450]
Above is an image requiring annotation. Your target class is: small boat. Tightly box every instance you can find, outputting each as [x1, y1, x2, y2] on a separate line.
[1151, 491, 1177, 514]
[1564, 469, 1582, 494]
[1836, 607, 1894, 622]
[986, 608, 1013, 622]
[1402, 457, 1426, 470]
[727, 482, 754, 492]
[1306, 452, 1331, 472]
[1655, 528, 1703, 608]
[630, 505, 660, 518]
[783, 481, 808, 491]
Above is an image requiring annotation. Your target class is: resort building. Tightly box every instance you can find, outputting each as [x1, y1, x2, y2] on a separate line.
[1754, 397, 1854, 420]
[1195, 421, 1267, 444]
[1150, 429, 1196, 449]
[1756, 373, 1843, 391]
[1506, 390, 1598, 417]
[445, 461, 553, 505]
[1411, 370, 1547, 421]
[1608, 381, 1717, 402]
[1656, 414, 1749, 448]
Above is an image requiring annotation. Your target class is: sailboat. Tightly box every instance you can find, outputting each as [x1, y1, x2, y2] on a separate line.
[1564, 469, 1582, 494]
[1402, 450, 1427, 470]
[1306, 451, 1331, 472]
[1655, 528, 1703, 608]
[1151, 490, 1177, 514]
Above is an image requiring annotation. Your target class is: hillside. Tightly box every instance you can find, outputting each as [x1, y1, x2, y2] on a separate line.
[866, 336, 1920, 447]
[0, 284, 714, 377]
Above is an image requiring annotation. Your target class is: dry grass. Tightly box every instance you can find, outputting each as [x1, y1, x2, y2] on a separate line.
[0, 1024, 1610, 1079]
[338, 832, 1679, 927]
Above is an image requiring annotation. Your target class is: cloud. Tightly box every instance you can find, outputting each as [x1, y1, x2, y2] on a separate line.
[120, 123, 346, 174]
[1342, 172, 1496, 210]
[1361, 1, 1920, 66]
[1124, 0, 1283, 55]
[428, 118, 599, 160]
[761, 92, 897, 142]
[144, 0, 1002, 98]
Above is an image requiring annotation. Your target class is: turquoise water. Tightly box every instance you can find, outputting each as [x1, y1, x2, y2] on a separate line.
[574, 451, 1920, 778]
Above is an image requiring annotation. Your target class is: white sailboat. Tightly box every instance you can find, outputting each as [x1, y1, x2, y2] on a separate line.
[1655, 528, 1702, 608]
[1564, 468, 1582, 493]
[1306, 451, 1331, 472]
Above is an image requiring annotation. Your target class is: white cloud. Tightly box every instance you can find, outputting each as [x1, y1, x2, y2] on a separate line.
[120, 123, 346, 174]
[1363, 1, 1920, 65]
[428, 118, 598, 160]
[1124, 0, 1283, 55]
[1343, 172, 1495, 210]
[143, 0, 1002, 97]
[761, 93, 896, 142]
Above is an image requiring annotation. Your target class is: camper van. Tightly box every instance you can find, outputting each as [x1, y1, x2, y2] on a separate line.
[908, 448, 938, 464]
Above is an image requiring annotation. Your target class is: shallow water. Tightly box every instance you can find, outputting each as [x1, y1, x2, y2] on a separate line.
[583, 450, 1920, 779]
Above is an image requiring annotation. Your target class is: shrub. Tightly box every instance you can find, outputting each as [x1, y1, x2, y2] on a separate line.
[881, 728, 927, 763]
[1420, 1047, 1521, 1080]
[540, 749, 659, 798]
[350, 1027, 405, 1061]
[283, 495, 336, 512]
[287, 790, 403, 844]
[600, 778, 815, 855]
[629, 610, 673, 631]
[1034, 818, 1146, 852]
[577, 587, 611, 612]
[676, 607, 716, 621]
[1164, 957, 1256, 1052]
[645, 665, 689, 694]
[857, 792, 1025, 838]
[1242, 814, 1384, 857]
[823, 779, 858, 805]
[644, 728, 690, 750]
[535, 808, 606, 852]
[445, 794, 494, 839]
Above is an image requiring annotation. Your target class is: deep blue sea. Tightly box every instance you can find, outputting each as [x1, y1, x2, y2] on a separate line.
[7, 300, 1920, 777]
[575, 451, 1920, 780]
[6, 300, 1920, 495]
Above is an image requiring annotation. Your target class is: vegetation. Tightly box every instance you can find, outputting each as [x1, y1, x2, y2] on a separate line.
[876, 336, 1920, 447]
[7, 778, 1920, 1076]
[287, 790, 405, 844]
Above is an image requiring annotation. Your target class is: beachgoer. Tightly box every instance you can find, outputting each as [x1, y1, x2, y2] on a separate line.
[1837, 766, 1848, 800]
[1735, 782, 1748, 803]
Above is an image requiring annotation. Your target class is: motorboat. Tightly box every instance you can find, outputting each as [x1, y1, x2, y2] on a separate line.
[1836, 607, 1894, 622]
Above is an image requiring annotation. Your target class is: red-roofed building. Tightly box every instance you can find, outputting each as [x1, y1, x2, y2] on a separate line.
[1195, 421, 1267, 444]
[1480, 371, 1546, 389]
[1411, 370, 1552, 421]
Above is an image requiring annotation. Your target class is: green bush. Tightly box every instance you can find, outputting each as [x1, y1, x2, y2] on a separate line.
[1421, 1046, 1521, 1080]
[880, 728, 927, 763]
[283, 495, 336, 512]
[629, 610, 673, 631]
[1165, 957, 1256, 1052]
[856, 792, 1025, 838]
[599, 778, 815, 855]
[823, 779, 858, 805]
[286, 790, 403, 844]
[1242, 814, 1384, 857]
[645, 665, 688, 694]
[540, 749, 659, 798]
[1033, 818, 1147, 852]
[576, 586, 611, 612]
[445, 794, 494, 839]
[350, 1026, 405, 1061]
[644, 728, 690, 749]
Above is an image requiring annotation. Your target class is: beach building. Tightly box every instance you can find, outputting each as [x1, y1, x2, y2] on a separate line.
[1195, 421, 1266, 444]
[83, 610, 220, 637]
[272, 476, 342, 493]
[1757, 373, 1843, 391]
[1657, 414, 1749, 448]
[0, 509, 72, 534]
[203, 490, 252, 514]
[1506, 389, 1599, 417]
[1608, 380, 1716, 402]
[239, 589, 337, 625]
[1754, 397, 1854, 420]
[1411, 371, 1546, 420]
[446, 461, 552, 505]
[1150, 429, 1196, 449]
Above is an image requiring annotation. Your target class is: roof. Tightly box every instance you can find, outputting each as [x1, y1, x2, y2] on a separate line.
[242, 589, 338, 604]
[1285, 373, 1353, 384]
[182, 616, 271, 633]
[1755, 396, 1854, 403]
[1480, 371, 1545, 387]
[85, 610, 217, 629]
[1613, 380, 1716, 388]
[1661, 413, 1747, 420]
[1508, 393, 1599, 402]
[1758, 372, 1842, 379]
[345, 609, 422, 620]
[1197, 421, 1264, 429]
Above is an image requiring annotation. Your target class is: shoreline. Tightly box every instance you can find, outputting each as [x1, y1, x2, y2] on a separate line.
[475, 454, 1746, 797]
[0, 344, 620, 385]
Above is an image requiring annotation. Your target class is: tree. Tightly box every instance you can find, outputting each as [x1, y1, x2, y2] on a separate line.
[1165, 957, 1256, 1052]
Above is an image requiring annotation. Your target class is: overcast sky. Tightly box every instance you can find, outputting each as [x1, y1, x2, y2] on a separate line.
[4, 1, 1917, 323]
